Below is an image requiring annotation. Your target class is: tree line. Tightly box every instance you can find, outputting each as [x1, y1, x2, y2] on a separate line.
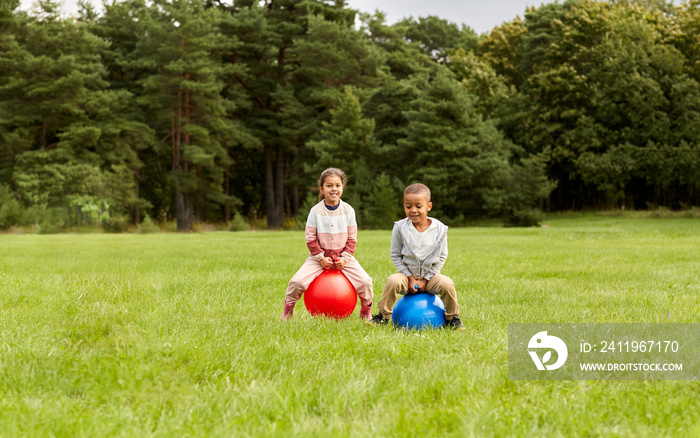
[1, 0, 698, 232]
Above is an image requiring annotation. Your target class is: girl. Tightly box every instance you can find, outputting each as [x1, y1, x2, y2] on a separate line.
[282, 168, 374, 320]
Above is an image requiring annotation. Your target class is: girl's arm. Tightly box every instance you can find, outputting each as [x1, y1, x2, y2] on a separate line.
[340, 208, 357, 260]
[305, 208, 325, 260]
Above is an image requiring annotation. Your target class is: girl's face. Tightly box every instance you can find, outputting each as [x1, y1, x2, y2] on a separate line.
[320, 175, 344, 206]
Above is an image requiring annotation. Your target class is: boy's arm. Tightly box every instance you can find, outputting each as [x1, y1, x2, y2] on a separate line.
[424, 232, 448, 281]
[390, 224, 412, 277]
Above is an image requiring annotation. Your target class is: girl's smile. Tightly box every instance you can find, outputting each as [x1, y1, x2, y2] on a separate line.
[321, 175, 344, 206]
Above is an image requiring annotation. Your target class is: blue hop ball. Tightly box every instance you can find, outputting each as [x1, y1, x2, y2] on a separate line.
[392, 293, 446, 329]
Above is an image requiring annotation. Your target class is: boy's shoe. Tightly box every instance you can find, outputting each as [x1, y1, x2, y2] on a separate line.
[360, 304, 372, 321]
[281, 303, 295, 321]
[445, 315, 466, 331]
[366, 313, 389, 326]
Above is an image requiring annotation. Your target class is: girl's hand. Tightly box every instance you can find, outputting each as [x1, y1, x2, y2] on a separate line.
[332, 257, 345, 270]
[416, 278, 428, 291]
[320, 257, 334, 269]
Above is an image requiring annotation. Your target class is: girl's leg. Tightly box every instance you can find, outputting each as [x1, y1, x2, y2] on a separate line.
[284, 257, 324, 306]
[342, 258, 374, 306]
[342, 258, 374, 319]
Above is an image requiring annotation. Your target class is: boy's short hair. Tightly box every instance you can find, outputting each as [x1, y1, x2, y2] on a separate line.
[404, 183, 431, 202]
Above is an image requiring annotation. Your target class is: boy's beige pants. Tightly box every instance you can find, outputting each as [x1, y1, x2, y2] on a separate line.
[377, 273, 460, 320]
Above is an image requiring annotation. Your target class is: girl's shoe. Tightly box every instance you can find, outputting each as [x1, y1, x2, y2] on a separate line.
[281, 303, 295, 321]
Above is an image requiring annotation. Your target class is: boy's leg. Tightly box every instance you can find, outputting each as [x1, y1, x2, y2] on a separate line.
[284, 257, 324, 308]
[377, 273, 409, 319]
[342, 258, 374, 320]
[426, 274, 460, 320]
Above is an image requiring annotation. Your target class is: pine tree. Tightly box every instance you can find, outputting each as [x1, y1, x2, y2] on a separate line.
[0, 0, 144, 227]
[306, 86, 400, 227]
[226, 0, 381, 228]
[0, 0, 28, 185]
[398, 15, 478, 64]
[133, 0, 239, 230]
[399, 68, 518, 220]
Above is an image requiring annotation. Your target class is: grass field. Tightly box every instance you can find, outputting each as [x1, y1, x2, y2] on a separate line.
[1, 214, 699, 437]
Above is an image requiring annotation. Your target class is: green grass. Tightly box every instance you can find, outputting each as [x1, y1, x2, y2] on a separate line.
[1, 215, 698, 437]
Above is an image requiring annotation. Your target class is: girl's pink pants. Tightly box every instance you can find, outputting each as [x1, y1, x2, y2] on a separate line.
[284, 256, 374, 307]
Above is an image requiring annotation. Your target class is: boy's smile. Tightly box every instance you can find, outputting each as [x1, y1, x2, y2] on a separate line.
[403, 193, 432, 230]
[321, 175, 344, 206]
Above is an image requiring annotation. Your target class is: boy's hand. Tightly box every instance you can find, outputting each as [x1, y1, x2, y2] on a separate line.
[320, 257, 334, 269]
[408, 276, 428, 293]
[332, 257, 346, 270]
[408, 276, 417, 292]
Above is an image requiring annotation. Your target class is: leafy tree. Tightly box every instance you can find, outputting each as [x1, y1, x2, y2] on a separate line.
[484, 0, 700, 209]
[448, 48, 513, 119]
[611, 0, 678, 14]
[674, 0, 700, 82]
[397, 15, 479, 63]
[477, 16, 528, 88]
[580, 3, 700, 207]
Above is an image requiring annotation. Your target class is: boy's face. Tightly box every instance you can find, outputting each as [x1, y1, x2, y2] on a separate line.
[320, 175, 344, 205]
[403, 193, 432, 225]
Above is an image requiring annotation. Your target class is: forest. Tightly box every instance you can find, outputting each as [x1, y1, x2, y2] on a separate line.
[1, 0, 699, 231]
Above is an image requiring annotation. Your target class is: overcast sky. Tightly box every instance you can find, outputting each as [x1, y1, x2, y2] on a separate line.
[18, 0, 558, 34]
[346, 0, 552, 34]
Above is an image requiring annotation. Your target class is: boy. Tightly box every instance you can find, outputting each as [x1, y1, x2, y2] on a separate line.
[368, 183, 465, 330]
